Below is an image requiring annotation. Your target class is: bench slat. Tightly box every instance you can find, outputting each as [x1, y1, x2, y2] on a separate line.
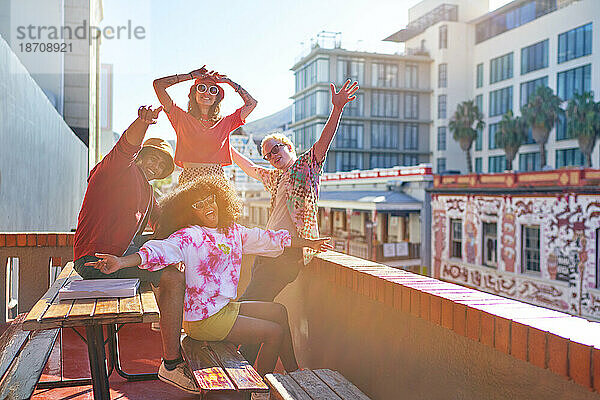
[209, 342, 268, 391]
[313, 369, 371, 400]
[119, 293, 142, 314]
[0, 314, 29, 383]
[22, 263, 76, 330]
[0, 328, 60, 400]
[140, 284, 160, 322]
[94, 298, 119, 319]
[64, 298, 96, 326]
[289, 369, 343, 400]
[181, 337, 235, 392]
[266, 373, 312, 400]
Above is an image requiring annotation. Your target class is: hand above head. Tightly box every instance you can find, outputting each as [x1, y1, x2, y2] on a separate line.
[305, 237, 334, 253]
[84, 253, 126, 275]
[138, 105, 163, 125]
[330, 80, 359, 109]
[206, 70, 228, 83]
[190, 65, 208, 79]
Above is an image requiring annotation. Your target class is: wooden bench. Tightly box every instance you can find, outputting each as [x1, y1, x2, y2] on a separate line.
[266, 369, 371, 400]
[0, 313, 60, 399]
[181, 336, 269, 399]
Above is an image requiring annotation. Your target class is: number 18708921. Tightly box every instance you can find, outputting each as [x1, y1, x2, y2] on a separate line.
[19, 42, 72, 52]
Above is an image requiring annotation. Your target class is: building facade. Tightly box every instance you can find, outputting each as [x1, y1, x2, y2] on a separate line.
[386, 0, 599, 174]
[290, 36, 433, 172]
[431, 168, 600, 320]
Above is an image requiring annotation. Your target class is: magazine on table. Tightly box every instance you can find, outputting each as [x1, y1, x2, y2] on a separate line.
[58, 278, 140, 301]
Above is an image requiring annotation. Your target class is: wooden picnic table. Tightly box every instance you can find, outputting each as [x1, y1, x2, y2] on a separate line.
[23, 262, 160, 400]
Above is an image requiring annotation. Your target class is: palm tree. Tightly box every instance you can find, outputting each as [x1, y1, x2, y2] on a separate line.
[521, 86, 562, 169]
[566, 92, 600, 168]
[496, 111, 527, 171]
[449, 100, 485, 173]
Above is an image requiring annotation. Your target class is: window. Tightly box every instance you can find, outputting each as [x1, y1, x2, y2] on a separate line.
[438, 95, 447, 119]
[370, 153, 400, 169]
[345, 93, 363, 117]
[335, 123, 364, 149]
[450, 219, 462, 259]
[295, 58, 329, 92]
[404, 124, 419, 150]
[558, 23, 593, 63]
[336, 152, 363, 171]
[337, 59, 365, 84]
[488, 123, 500, 150]
[557, 64, 591, 101]
[404, 93, 419, 119]
[372, 122, 400, 149]
[476, 63, 484, 88]
[372, 91, 400, 117]
[437, 157, 446, 173]
[521, 39, 549, 74]
[490, 52, 513, 84]
[404, 154, 419, 166]
[522, 225, 540, 273]
[6, 257, 19, 320]
[439, 25, 447, 49]
[437, 126, 447, 150]
[294, 124, 320, 151]
[489, 86, 513, 117]
[488, 155, 506, 173]
[519, 152, 540, 171]
[405, 64, 418, 88]
[483, 223, 498, 267]
[475, 157, 483, 173]
[520, 76, 548, 107]
[475, 94, 483, 114]
[556, 113, 568, 140]
[438, 63, 447, 88]
[372, 62, 399, 87]
[556, 148, 585, 168]
[475, 127, 483, 151]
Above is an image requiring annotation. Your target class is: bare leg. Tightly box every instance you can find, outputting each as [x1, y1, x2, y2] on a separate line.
[238, 302, 299, 372]
[225, 315, 282, 376]
[152, 265, 185, 359]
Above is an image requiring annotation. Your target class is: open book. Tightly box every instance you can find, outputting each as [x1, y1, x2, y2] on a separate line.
[58, 278, 140, 301]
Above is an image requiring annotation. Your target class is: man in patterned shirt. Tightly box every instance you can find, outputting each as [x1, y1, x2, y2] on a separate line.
[231, 79, 358, 301]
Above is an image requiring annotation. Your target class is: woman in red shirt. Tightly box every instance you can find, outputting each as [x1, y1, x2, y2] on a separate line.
[153, 67, 257, 184]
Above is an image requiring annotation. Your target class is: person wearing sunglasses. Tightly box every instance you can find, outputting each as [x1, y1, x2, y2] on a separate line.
[86, 176, 333, 377]
[230, 79, 358, 363]
[153, 66, 257, 184]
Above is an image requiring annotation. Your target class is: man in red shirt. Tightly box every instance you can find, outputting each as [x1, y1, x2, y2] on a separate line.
[73, 106, 199, 394]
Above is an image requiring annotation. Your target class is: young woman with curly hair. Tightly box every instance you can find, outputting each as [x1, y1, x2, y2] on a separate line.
[86, 176, 332, 376]
[153, 66, 257, 184]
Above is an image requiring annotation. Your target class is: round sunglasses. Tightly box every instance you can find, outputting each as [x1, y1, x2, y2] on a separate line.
[192, 194, 216, 210]
[263, 143, 286, 161]
[196, 84, 219, 96]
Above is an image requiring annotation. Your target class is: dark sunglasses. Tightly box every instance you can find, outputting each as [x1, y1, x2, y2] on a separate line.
[196, 84, 219, 95]
[192, 194, 216, 210]
[263, 143, 286, 161]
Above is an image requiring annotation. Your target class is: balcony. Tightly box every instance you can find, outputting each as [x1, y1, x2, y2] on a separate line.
[2, 233, 600, 399]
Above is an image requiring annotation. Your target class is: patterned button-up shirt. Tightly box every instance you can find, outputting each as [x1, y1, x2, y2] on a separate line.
[256, 147, 324, 264]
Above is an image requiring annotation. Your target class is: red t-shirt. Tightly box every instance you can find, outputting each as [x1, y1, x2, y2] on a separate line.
[166, 105, 245, 167]
[73, 135, 158, 260]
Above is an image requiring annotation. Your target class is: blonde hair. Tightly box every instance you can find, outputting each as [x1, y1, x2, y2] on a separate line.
[261, 133, 296, 157]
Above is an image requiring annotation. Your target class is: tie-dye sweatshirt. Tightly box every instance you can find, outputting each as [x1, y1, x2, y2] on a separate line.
[137, 224, 292, 321]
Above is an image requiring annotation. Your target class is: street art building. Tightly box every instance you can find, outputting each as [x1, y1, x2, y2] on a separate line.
[430, 168, 600, 320]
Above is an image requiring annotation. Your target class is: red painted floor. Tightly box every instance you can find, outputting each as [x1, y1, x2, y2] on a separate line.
[32, 323, 197, 400]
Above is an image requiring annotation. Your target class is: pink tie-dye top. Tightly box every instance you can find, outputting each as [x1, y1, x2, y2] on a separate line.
[137, 224, 292, 321]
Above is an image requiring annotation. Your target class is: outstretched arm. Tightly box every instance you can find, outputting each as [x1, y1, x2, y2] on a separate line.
[313, 80, 359, 162]
[153, 66, 207, 113]
[231, 146, 262, 181]
[212, 72, 258, 121]
[85, 253, 142, 274]
[124, 105, 162, 146]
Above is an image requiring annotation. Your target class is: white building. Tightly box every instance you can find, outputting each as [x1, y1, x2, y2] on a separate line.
[385, 0, 598, 173]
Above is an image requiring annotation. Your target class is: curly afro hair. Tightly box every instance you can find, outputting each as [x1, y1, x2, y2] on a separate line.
[153, 175, 243, 239]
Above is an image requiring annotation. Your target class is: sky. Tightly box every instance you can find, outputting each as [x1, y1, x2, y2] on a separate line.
[101, 0, 512, 140]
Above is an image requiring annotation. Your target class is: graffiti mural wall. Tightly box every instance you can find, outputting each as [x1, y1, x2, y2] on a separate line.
[431, 184, 600, 320]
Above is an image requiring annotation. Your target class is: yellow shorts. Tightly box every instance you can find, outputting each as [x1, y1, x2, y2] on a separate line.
[183, 301, 241, 341]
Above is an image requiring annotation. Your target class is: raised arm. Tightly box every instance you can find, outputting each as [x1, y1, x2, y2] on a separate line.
[212, 72, 258, 121]
[231, 146, 262, 181]
[124, 105, 162, 146]
[313, 80, 359, 162]
[153, 66, 207, 113]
